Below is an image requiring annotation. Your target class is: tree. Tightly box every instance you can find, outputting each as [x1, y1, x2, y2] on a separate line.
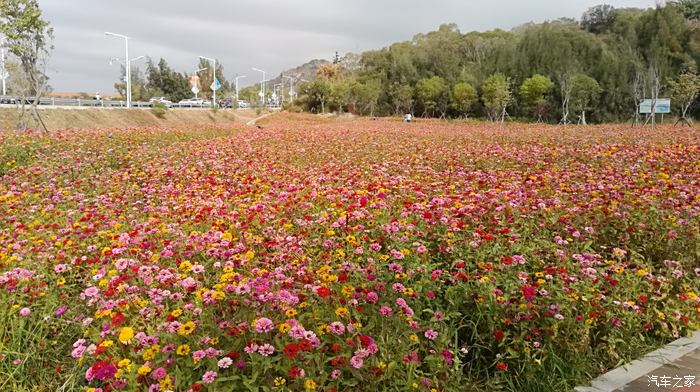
[196, 58, 230, 101]
[390, 84, 414, 116]
[482, 73, 511, 122]
[451, 82, 477, 118]
[581, 4, 618, 34]
[416, 76, 447, 117]
[350, 79, 381, 116]
[306, 79, 332, 113]
[519, 74, 554, 122]
[667, 71, 700, 124]
[145, 58, 191, 102]
[570, 74, 602, 124]
[0, 0, 54, 130]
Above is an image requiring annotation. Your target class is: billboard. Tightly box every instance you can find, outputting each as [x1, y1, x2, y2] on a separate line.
[639, 98, 671, 114]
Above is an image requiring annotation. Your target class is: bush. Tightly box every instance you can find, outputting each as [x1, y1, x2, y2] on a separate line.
[151, 102, 168, 119]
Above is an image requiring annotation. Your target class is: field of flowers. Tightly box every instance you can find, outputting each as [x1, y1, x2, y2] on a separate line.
[0, 117, 699, 392]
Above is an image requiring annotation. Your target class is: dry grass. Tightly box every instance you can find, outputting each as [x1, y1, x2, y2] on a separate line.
[0, 107, 261, 131]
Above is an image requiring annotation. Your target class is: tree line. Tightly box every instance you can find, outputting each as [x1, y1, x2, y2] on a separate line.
[114, 57, 232, 102]
[291, 1, 700, 124]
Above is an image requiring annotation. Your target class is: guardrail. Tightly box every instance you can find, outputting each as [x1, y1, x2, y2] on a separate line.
[0, 95, 241, 109]
[0, 95, 284, 109]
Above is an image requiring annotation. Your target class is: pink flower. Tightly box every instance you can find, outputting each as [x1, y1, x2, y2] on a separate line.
[19, 307, 31, 317]
[424, 329, 438, 340]
[244, 342, 259, 354]
[350, 355, 364, 369]
[329, 322, 345, 335]
[379, 306, 393, 316]
[202, 370, 217, 384]
[218, 357, 233, 368]
[258, 344, 275, 356]
[151, 367, 167, 380]
[254, 318, 274, 333]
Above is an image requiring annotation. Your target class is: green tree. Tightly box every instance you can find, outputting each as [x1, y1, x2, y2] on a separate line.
[390, 83, 414, 115]
[667, 71, 700, 124]
[451, 82, 478, 118]
[306, 79, 332, 113]
[416, 76, 447, 117]
[196, 58, 231, 101]
[570, 74, 602, 124]
[519, 74, 554, 122]
[482, 73, 511, 122]
[0, 0, 54, 130]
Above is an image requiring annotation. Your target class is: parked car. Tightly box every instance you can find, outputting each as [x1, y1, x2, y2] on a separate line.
[149, 97, 173, 108]
[218, 98, 232, 109]
[178, 98, 206, 107]
[237, 100, 250, 109]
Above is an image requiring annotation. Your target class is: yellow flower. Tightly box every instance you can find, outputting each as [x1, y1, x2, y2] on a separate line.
[409, 334, 419, 343]
[176, 344, 190, 356]
[137, 365, 151, 376]
[99, 340, 114, 348]
[179, 321, 197, 336]
[341, 285, 354, 296]
[171, 309, 183, 318]
[279, 323, 291, 333]
[117, 358, 131, 368]
[285, 309, 298, 318]
[274, 377, 286, 386]
[304, 379, 317, 390]
[335, 307, 349, 317]
[245, 250, 255, 260]
[118, 327, 134, 344]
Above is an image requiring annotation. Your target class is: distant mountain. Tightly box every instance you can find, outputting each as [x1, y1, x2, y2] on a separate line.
[264, 59, 330, 91]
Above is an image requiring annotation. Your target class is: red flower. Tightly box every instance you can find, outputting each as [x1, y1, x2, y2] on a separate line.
[316, 287, 331, 298]
[494, 330, 505, 341]
[521, 285, 537, 302]
[496, 361, 508, 371]
[288, 366, 303, 379]
[110, 312, 125, 327]
[283, 343, 300, 359]
[191, 383, 203, 392]
[299, 339, 313, 352]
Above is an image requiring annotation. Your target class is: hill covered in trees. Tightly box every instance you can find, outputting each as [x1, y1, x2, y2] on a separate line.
[291, 1, 700, 123]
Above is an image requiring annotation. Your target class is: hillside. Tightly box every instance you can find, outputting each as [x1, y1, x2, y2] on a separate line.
[265, 58, 330, 91]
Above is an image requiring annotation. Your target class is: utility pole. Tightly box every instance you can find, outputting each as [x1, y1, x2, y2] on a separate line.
[0, 37, 7, 96]
[252, 68, 266, 107]
[105, 32, 133, 107]
[235, 75, 246, 106]
[284, 75, 296, 102]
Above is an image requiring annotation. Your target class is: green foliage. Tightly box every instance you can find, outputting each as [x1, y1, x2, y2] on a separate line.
[416, 76, 447, 117]
[452, 82, 478, 118]
[519, 74, 554, 120]
[150, 102, 168, 119]
[305, 79, 332, 113]
[666, 71, 700, 118]
[570, 74, 603, 123]
[482, 73, 511, 121]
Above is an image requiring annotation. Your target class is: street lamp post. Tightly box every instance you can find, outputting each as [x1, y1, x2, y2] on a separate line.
[0, 37, 7, 96]
[105, 32, 135, 108]
[235, 75, 246, 106]
[283, 75, 296, 103]
[252, 68, 266, 107]
[199, 56, 217, 107]
[109, 55, 145, 106]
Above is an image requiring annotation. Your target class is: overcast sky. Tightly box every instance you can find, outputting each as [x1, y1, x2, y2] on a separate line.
[39, 0, 658, 94]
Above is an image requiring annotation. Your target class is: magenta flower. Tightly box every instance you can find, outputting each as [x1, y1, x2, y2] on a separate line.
[19, 307, 31, 317]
